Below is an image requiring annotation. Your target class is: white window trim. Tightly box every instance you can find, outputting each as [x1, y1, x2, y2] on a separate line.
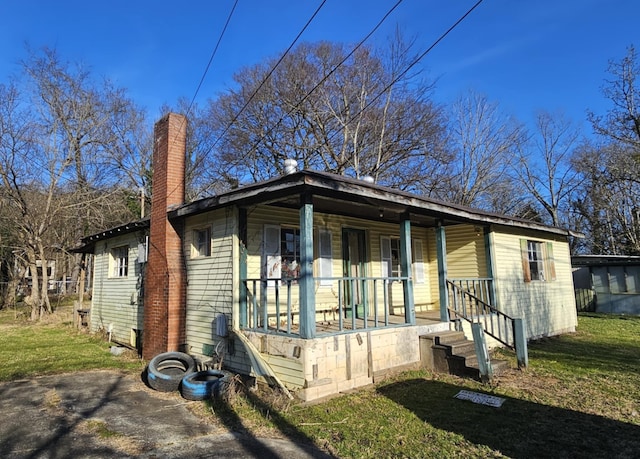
[191, 226, 212, 258]
[110, 245, 129, 278]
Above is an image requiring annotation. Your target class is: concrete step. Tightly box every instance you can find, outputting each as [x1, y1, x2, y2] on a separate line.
[421, 331, 510, 380]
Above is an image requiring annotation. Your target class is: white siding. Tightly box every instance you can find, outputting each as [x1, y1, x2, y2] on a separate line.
[491, 227, 577, 339]
[90, 233, 145, 347]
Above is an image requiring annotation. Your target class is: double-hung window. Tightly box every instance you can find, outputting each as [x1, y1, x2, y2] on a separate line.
[264, 224, 333, 286]
[380, 237, 425, 283]
[111, 246, 129, 278]
[521, 239, 556, 282]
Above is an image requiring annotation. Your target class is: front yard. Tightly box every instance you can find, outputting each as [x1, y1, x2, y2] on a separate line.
[1, 304, 638, 458]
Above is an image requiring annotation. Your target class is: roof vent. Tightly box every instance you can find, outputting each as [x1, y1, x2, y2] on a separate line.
[362, 175, 375, 184]
[284, 159, 298, 175]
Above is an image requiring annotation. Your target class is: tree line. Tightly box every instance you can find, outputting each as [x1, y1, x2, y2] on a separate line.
[0, 41, 638, 318]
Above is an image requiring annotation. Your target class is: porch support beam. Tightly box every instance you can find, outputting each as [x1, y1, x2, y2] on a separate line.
[239, 208, 248, 329]
[399, 214, 415, 324]
[299, 193, 315, 338]
[436, 222, 449, 322]
[483, 227, 497, 308]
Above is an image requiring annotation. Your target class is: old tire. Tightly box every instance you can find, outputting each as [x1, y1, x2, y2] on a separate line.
[180, 370, 225, 401]
[147, 352, 196, 392]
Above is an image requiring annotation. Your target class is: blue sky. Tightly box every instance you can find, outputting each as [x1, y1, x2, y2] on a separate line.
[1, 0, 638, 135]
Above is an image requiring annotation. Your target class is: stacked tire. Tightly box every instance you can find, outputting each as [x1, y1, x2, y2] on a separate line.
[146, 352, 196, 392]
[146, 352, 231, 401]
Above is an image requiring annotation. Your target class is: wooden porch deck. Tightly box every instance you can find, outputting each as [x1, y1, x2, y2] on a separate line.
[263, 310, 444, 336]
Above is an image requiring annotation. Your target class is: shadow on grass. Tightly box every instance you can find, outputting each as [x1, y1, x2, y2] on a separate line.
[377, 378, 640, 458]
[211, 379, 335, 458]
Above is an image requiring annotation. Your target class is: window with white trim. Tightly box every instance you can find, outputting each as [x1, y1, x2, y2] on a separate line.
[317, 228, 333, 286]
[521, 239, 556, 282]
[192, 227, 211, 258]
[111, 245, 129, 278]
[264, 225, 300, 284]
[381, 237, 425, 283]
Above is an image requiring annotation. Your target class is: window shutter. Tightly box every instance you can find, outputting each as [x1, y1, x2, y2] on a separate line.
[264, 225, 281, 286]
[546, 242, 556, 281]
[413, 239, 425, 284]
[318, 229, 333, 286]
[521, 239, 531, 283]
[381, 237, 392, 277]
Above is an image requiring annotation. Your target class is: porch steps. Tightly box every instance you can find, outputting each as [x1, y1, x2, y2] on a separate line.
[420, 330, 509, 380]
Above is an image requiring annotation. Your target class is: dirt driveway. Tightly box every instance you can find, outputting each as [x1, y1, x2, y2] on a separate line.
[0, 370, 331, 458]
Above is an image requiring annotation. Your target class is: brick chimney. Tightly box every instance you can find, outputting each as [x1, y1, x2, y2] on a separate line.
[142, 113, 187, 360]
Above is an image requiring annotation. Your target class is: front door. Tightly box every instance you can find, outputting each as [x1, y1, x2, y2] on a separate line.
[342, 228, 367, 318]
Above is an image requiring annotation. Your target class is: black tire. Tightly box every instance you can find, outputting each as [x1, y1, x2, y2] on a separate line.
[180, 370, 226, 401]
[147, 352, 196, 392]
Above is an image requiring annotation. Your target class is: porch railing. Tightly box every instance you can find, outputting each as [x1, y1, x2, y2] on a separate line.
[241, 276, 411, 336]
[446, 278, 515, 349]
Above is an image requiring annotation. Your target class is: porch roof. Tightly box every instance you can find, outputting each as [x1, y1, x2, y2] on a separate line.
[169, 169, 574, 237]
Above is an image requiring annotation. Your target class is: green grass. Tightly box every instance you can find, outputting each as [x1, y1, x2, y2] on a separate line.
[214, 314, 640, 458]
[1, 307, 639, 458]
[0, 304, 144, 381]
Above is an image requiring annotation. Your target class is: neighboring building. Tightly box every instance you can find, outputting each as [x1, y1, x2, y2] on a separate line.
[78, 113, 579, 401]
[572, 254, 640, 314]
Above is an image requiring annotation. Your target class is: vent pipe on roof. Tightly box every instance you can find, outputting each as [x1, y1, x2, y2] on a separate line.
[363, 175, 375, 184]
[284, 159, 298, 175]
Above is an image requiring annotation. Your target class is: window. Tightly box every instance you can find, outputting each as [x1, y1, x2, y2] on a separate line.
[264, 225, 300, 284]
[317, 229, 333, 286]
[281, 227, 301, 279]
[381, 237, 401, 278]
[192, 227, 211, 257]
[264, 225, 333, 285]
[111, 246, 129, 277]
[381, 237, 425, 283]
[521, 239, 556, 282]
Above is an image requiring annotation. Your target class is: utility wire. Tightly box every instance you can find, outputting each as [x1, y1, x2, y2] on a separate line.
[234, 0, 403, 164]
[329, 0, 485, 148]
[185, 0, 239, 118]
[210, 0, 328, 152]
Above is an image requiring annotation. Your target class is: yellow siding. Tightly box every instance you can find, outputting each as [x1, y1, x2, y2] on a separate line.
[490, 227, 577, 338]
[426, 224, 488, 309]
[245, 205, 433, 318]
[90, 233, 145, 345]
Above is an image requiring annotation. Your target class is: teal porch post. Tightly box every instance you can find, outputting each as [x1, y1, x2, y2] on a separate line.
[299, 193, 315, 338]
[400, 214, 415, 324]
[436, 223, 449, 322]
[483, 227, 497, 307]
[239, 208, 248, 328]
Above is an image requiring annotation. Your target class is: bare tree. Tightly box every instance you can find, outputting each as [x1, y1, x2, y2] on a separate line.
[439, 90, 526, 212]
[205, 39, 446, 190]
[0, 48, 148, 319]
[588, 45, 640, 153]
[513, 111, 583, 227]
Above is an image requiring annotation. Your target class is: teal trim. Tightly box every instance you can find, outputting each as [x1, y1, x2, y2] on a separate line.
[483, 227, 497, 307]
[436, 224, 449, 322]
[299, 195, 315, 338]
[399, 215, 415, 324]
[239, 208, 248, 328]
[514, 318, 529, 368]
[472, 323, 493, 382]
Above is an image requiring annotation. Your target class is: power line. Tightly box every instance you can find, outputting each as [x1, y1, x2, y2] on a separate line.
[236, 0, 403, 163]
[185, 0, 239, 118]
[211, 0, 328, 151]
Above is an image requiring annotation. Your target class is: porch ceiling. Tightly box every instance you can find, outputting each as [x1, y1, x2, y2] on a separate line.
[269, 194, 444, 228]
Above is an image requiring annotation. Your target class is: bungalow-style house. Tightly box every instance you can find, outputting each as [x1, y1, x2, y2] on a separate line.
[78, 113, 578, 401]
